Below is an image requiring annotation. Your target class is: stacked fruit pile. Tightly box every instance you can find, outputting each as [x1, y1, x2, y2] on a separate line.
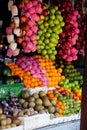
[37, 5, 65, 60]
[0, 89, 81, 119]
[19, 0, 43, 53]
[56, 58, 83, 85]
[57, 0, 80, 61]
[0, 107, 21, 130]
[5, 55, 65, 88]
[52, 88, 81, 116]
[74, 0, 87, 56]
[0, 62, 21, 85]
[6, 0, 21, 57]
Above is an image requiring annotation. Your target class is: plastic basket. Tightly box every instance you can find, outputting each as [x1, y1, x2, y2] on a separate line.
[0, 83, 23, 99]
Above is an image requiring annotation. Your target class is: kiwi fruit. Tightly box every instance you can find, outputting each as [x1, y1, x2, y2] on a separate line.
[6, 118, 12, 125]
[43, 98, 51, 107]
[35, 98, 43, 105]
[32, 93, 39, 99]
[23, 102, 29, 108]
[55, 106, 59, 112]
[13, 109, 19, 117]
[48, 105, 56, 113]
[6, 125, 11, 128]
[0, 125, 6, 129]
[0, 119, 7, 126]
[19, 98, 25, 104]
[35, 105, 44, 111]
[18, 111, 24, 117]
[28, 96, 35, 102]
[23, 109, 30, 116]
[29, 108, 34, 112]
[54, 112, 59, 118]
[21, 90, 30, 99]
[0, 108, 3, 115]
[13, 119, 21, 126]
[51, 100, 56, 106]
[0, 114, 6, 120]
[11, 123, 17, 127]
[42, 95, 49, 100]
[28, 102, 35, 108]
[39, 110, 45, 114]
[39, 91, 46, 98]
[44, 109, 49, 113]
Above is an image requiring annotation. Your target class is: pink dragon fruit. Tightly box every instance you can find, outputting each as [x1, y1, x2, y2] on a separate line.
[31, 25, 38, 33]
[35, 6, 43, 14]
[31, 14, 40, 21]
[6, 27, 13, 35]
[7, 48, 13, 57]
[29, 7, 36, 14]
[26, 30, 33, 37]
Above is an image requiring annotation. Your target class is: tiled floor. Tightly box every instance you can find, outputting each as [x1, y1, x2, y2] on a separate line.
[37, 120, 80, 130]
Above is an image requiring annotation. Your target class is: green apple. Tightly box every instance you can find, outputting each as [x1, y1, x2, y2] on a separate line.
[54, 6, 58, 11]
[39, 24, 44, 29]
[49, 54, 55, 60]
[40, 36, 45, 41]
[56, 11, 61, 15]
[45, 46, 50, 50]
[44, 22, 49, 27]
[45, 33, 50, 38]
[36, 35, 40, 40]
[38, 39, 43, 44]
[45, 54, 49, 59]
[49, 20, 54, 27]
[40, 45, 44, 49]
[42, 28, 47, 33]
[56, 15, 63, 21]
[53, 50, 57, 55]
[48, 43, 55, 48]
[60, 21, 65, 27]
[50, 15, 55, 20]
[44, 39, 49, 44]
[42, 50, 47, 55]
[54, 19, 59, 25]
[47, 28, 52, 33]
[38, 30, 43, 35]
[37, 20, 44, 25]
[38, 39, 43, 45]
[44, 16, 49, 21]
[47, 49, 53, 54]
[37, 45, 41, 50]
[50, 37, 57, 43]
[37, 50, 41, 53]
[50, 8, 56, 14]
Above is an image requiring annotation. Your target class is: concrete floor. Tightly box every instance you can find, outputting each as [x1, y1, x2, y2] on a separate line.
[37, 120, 80, 130]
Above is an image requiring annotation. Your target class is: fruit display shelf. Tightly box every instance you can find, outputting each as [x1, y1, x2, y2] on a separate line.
[18, 113, 80, 130]
[4, 125, 23, 130]
[23, 86, 55, 95]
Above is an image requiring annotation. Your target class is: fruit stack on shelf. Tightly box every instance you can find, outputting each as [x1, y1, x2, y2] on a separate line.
[0, 0, 86, 129]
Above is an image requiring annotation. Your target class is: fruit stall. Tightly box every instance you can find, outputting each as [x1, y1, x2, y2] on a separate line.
[0, 0, 87, 130]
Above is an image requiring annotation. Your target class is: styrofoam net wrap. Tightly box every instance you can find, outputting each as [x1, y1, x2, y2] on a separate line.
[20, 113, 50, 130]
[4, 125, 23, 130]
[19, 113, 80, 130]
[49, 114, 80, 125]
[23, 87, 56, 95]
